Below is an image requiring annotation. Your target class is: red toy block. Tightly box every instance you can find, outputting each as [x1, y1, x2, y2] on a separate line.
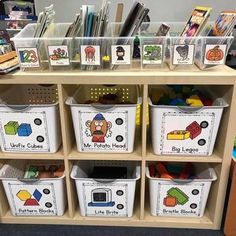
[186, 121, 202, 139]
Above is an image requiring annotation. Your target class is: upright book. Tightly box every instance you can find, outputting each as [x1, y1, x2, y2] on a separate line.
[181, 6, 212, 37]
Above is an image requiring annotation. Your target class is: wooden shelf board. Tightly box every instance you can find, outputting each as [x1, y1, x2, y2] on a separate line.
[1, 65, 236, 85]
[68, 144, 142, 161]
[0, 147, 64, 160]
[0, 208, 215, 229]
[146, 145, 223, 163]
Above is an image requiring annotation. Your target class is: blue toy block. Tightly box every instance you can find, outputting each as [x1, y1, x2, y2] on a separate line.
[18, 123, 32, 137]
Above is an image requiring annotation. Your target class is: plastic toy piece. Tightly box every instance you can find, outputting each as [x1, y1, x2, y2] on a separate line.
[186, 95, 204, 107]
[24, 166, 39, 178]
[18, 123, 32, 137]
[149, 164, 156, 177]
[170, 98, 186, 106]
[4, 121, 19, 135]
[167, 187, 189, 205]
[167, 130, 190, 140]
[186, 121, 202, 139]
[156, 163, 172, 179]
[166, 164, 183, 175]
[179, 163, 193, 179]
[163, 196, 177, 207]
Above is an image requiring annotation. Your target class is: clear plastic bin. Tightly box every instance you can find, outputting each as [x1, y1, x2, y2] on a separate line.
[0, 160, 67, 216]
[66, 85, 141, 153]
[12, 23, 134, 71]
[139, 22, 234, 70]
[0, 84, 61, 153]
[71, 160, 140, 217]
[146, 163, 217, 217]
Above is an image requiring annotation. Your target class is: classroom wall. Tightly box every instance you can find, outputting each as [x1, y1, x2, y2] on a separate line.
[35, 0, 236, 22]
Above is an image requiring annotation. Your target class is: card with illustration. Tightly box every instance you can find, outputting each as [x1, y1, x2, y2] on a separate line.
[78, 111, 129, 152]
[0, 112, 50, 152]
[83, 183, 128, 217]
[173, 44, 195, 65]
[204, 44, 227, 65]
[160, 112, 215, 155]
[80, 45, 101, 65]
[48, 46, 70, 66]
[156, 183, 205, 217]
[17, 47, 40, 68]
[142, 45, 163, 64]
[9, 183, 57, 216]
[111, 45, 131, 65]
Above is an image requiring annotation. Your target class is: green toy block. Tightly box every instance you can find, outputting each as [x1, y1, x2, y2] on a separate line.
[4, 121, 19, 135]
[167, 187, 189, 205]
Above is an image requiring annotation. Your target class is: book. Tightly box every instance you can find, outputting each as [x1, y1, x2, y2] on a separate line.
[181, 6, 212, 37]
[208, 11, 236, 36]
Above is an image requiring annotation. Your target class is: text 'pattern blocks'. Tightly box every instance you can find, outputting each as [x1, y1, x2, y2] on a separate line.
[186, 121, 202, 139]
[18, 123, 32, 137]
[4, 121, 19, 135]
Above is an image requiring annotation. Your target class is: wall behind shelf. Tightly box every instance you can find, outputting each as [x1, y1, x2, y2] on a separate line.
[34, 0, 236, 23]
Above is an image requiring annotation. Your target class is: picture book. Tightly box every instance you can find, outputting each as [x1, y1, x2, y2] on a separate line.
[208, 11, 236, 36]
[181, 6, 212, 37]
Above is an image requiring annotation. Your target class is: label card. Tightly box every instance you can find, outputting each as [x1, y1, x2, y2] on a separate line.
[204, 44, 227, 65]
[142, 44, 163, 64]
[80, 45, 101, 65]
[48, 45, 70, 66]
[111, 45, 131, 65]
[17, 47, 40, 68]
[173, 44, 195, 65]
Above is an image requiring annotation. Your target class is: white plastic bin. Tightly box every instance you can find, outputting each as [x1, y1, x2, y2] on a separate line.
[66, 85, 141, 153]
[146, 164, 217, 217]
[4, 1, 35, 15]
[0, 84, 61, 153]
[71, 161, 140, 217]
[149, 87, 228, 156]
[0, 161, 66, 216]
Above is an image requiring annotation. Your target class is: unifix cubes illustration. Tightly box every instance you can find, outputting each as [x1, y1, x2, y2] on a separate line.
[4, 121, 19, 135]
[167, 130, 190, 140]
[18, 123, 32, 137]
[186, 121, 202, 139]
[4, 121, 32, 137]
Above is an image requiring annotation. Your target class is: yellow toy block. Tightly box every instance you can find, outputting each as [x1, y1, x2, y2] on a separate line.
[186, 95, 203, 107]
[167, 130, 190, 140]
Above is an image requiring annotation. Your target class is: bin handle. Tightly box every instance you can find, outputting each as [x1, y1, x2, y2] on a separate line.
[90, 104, 115, 111]
[94, 178, 116, 183]
[18, 178, 40, 183]
[5, 104, 31, 111]
[170, 179, 194, 184]
[177, 106, 204, 113]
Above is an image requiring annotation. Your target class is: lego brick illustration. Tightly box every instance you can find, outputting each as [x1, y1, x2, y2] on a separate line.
[4, 121, 19, 135]
[167, 130, 190, 140]
[186, 121, 202, 139]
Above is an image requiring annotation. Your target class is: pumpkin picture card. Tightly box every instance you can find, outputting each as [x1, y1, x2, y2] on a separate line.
[208, 11, 236, 37]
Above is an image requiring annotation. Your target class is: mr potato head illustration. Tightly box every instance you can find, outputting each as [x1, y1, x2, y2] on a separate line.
[85, 114, 112, 143]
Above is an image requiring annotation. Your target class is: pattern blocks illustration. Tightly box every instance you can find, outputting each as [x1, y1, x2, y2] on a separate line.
[186, 121, 202, 139]
[18, 123, 32, 137]
[4, 121, 19, 135]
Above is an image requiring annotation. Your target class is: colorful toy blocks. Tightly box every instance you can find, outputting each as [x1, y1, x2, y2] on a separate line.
[186, 95, 204, 107]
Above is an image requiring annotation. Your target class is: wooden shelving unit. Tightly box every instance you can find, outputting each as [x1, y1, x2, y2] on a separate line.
[0, 65, 236, 229]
